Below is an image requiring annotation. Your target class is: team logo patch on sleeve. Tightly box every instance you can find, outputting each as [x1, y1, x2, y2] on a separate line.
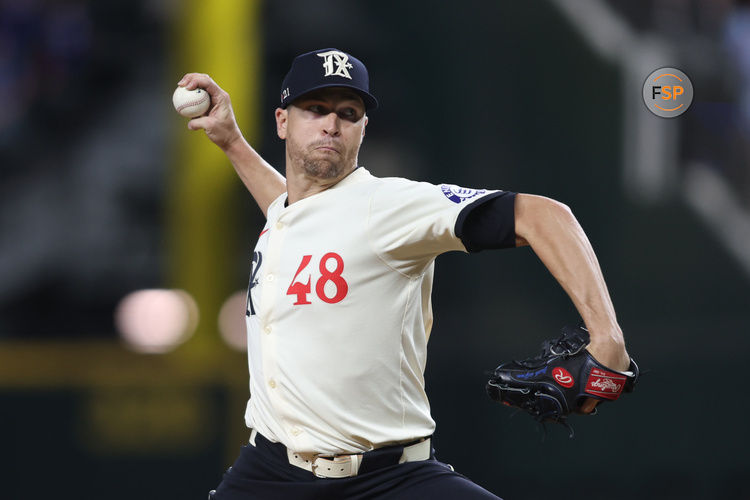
[440, 184, 487, 204]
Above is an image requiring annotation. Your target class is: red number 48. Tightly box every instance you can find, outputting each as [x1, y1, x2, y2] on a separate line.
[286, 252, 348, 305]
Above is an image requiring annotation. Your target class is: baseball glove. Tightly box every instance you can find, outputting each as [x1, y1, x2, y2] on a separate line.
[486, 324, 638, 435]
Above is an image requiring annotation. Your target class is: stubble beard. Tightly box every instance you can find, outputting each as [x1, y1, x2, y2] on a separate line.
[302, 157, 344, 180]
[288, 137, 357, 180]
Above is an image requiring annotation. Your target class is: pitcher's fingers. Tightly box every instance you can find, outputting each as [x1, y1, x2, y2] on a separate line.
[581, 398, 599, 414]
[187, 116, 213, 131]
[177, 72, 205, 87]
[180, 73, 224, 100]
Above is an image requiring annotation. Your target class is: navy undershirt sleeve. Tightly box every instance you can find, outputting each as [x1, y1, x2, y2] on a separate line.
[454, 191, 517, 252]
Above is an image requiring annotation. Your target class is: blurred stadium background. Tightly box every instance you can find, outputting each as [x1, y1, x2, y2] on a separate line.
[2, 0, 749, 498]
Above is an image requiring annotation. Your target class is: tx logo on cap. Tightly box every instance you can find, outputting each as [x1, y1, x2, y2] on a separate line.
[317, 50, 353, 80]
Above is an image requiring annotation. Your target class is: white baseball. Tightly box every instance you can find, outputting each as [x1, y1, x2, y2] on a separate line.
[172, 86, 210, 118]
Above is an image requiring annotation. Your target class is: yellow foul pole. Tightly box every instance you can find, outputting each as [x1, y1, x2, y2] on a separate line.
[169, 0, 262, 358]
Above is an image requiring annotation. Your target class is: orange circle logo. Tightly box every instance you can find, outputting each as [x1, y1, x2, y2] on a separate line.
[642, 67, 693, 118]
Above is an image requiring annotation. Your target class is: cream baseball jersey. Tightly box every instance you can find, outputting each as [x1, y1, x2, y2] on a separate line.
[244, 167, 512, 454]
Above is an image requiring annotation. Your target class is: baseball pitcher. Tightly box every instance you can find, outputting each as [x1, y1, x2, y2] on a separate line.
[177, 48, 636, 500]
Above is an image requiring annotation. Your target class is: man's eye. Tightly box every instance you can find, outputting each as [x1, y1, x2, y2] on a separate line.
[309, 105, 324, 114]
[340, 108, 356, 119]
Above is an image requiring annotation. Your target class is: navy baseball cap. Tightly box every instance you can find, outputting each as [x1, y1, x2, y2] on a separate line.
[280, 48, 378, 111]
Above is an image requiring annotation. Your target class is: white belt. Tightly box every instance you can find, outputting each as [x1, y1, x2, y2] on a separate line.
[249, 429, 431, 479]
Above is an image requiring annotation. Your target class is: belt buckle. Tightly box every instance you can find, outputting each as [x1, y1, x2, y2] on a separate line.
[310, 456, 323, 478]
[310, 454, 357, 478]
[310, 453, 336, 478]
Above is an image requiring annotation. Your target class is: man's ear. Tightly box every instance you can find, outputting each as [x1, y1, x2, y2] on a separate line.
[275, 108, 288, 140]
[362, 115, 368, 138]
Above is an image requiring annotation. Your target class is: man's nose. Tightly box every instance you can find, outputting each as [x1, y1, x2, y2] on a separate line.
[322, 112, 341, 136]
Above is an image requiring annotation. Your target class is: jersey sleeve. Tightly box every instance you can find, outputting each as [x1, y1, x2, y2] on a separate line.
[367, 179, 514, 275]
[454, 190, 517, 252]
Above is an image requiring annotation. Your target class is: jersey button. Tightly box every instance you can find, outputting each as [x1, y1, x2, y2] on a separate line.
[291, 427, 302, 436]
[268, 379, 276, 389]
[266, 274, 274, 282]
[264, 325, 272, 334]
[275, 221, 284, 230]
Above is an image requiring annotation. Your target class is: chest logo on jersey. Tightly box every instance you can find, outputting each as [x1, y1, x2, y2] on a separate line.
[440, 184, 487, 204]
[246, 251, 263, 316]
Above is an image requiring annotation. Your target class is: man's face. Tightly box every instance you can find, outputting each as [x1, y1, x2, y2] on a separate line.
[276, 87, 368, 180]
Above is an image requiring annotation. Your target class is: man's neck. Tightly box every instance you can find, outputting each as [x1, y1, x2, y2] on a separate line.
[285, 164, 358, 204]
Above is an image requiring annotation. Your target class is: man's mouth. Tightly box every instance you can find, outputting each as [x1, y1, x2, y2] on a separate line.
[313, 143, 340, 154]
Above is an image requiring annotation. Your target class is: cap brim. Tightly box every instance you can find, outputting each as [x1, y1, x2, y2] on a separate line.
[282, 83, 378, 111]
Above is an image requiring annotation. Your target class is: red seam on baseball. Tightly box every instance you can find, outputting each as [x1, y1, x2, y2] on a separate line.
[176, 96, 209, 112]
